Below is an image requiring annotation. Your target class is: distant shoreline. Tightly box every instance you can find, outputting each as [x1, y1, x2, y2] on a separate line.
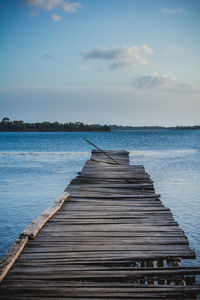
[0, 118, 199, 132]
[0, 130, 110, 132]
[0, 128, 200, 132]
[110, 125, 200, 131]
[0, 119, 110, 132]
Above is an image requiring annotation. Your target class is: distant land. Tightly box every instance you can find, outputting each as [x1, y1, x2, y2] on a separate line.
[0, 118, 200, 132]
[109, 125, 200, 131]
[0, 118, 110, 132]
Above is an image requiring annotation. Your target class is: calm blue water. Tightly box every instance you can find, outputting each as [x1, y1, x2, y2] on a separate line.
[0, 131, 200, 269]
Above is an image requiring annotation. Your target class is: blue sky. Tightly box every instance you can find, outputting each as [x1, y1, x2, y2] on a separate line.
[0, 0, 200, 125]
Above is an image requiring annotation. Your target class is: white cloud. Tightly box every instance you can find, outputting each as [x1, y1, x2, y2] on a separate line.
[21, 0, 81, 20]
[51, 13, 62, 22]
[132, 73, 200, 93]
[165, 46, 184, 55]
[81, 45, 154, 70]
[22, 0, 62, 11]
[161, 8, 185, 14]
[140, 45, 154, 55]
[62, 1, 81, 13]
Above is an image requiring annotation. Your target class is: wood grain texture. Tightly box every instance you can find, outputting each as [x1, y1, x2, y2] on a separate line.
[22, 192, 69, 238]
[0, 192, 69, 282]
[1, 150, 199, 299]
[0, 236, 28, 282]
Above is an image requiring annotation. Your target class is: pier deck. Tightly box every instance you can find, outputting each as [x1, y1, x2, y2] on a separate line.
[1, 150, 200, 299]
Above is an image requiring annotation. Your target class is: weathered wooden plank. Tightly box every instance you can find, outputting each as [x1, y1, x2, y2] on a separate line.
[21, 192, 69, 239]
[47, 219, 178, 225]
[80, 172, 147, 177]
[19, 250, 196, 260]
[1, 284, 200, 293]
[41, 224, 183, 232]
[37, 231, 187, 238]
[77, 175, 150, 180]
[65, 193, 160, 199]
[61, 205, 167, 211]
[11, 264, 199, 274]
[2, 280, 199, 290]
[92, 150, 129, 154]
[71, 178, 154, 184]
[1, 290, 200, 300]
[0, 296, 194, 300]
[70, 182, 151, 186]
[23, 244, 192, 253]
[67, 188, 155, 195]
[50, 218, 176, 224]
[29, 236, 189, 244]
[0, 294, 199, 300]
[61, 205, 166, 211]
[0, 236, 28, 282]
[65, 200, 162, 206]
[54, 211, 173, 216]
[56, 210, 174, 216]
[8, 266, 200, 278]
[81, 170, 146, 175]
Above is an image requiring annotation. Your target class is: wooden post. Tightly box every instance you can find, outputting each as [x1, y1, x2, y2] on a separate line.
[147, 260, 154, 284]
[140, 260, 146, 284]
[167, 258, 182, 285]
[157, 259, 165, 284]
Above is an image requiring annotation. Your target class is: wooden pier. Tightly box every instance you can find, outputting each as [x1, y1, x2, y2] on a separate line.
[1, 150, 200, 299]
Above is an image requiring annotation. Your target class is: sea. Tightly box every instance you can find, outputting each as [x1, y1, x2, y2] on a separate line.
[0, 130, 200, 269]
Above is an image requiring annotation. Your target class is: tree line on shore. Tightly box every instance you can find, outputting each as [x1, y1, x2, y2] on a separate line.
[0, 118, 110, 132]
[110, 124, 200, 130]
[0, 118, 199, 131]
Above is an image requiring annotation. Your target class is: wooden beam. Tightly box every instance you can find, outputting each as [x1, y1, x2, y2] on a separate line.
[22, 192, 70, 239]
[0, 192, 70, 282]
[0, 236, 28, 282]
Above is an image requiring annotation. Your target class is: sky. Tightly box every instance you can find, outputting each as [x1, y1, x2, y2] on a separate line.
[0, 0, 200, 126]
